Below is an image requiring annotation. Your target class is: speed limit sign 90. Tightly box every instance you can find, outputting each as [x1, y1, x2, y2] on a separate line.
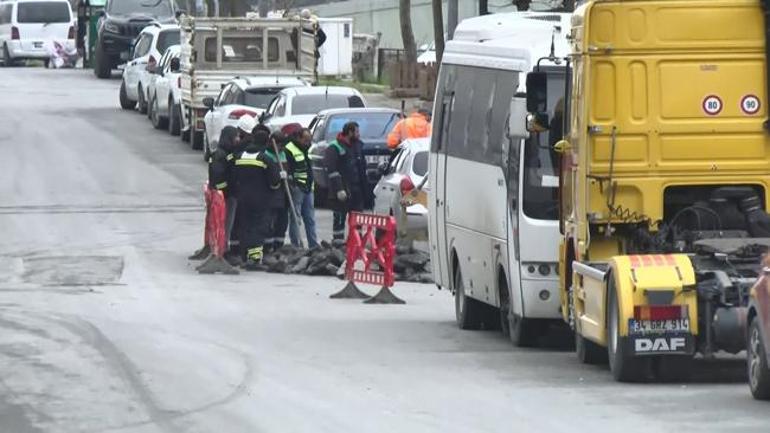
[741, 95, 761, 115]
[702, 95, 723, 116]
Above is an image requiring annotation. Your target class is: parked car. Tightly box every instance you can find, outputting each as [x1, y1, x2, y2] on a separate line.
[119, 24, 179, 113]
[0, 0, 75, 66]
[202, 76, 309, 154]
[147, 44, 182, 134]
[748, 257, 770, 400]
[373, 138, 430, 240]
[261, 86, 367, 131]
[94, 0, 177, 79]
[307, 107, 400, 207]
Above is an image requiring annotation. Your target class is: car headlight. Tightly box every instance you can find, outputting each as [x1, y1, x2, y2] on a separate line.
[103, 21, 120, 34]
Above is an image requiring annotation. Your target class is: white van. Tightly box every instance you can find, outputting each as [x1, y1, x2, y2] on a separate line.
[428, 12, 571, 347]
[0, 0, 74, 66]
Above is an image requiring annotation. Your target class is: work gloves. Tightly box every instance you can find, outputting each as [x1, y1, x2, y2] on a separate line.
[279, 171, 288, 180]
[336, 190, 348, 202]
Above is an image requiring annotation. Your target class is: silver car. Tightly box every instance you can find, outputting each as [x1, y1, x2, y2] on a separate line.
[373, 138, 430, 241]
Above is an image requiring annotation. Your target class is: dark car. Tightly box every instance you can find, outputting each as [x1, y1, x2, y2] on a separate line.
[93, 0, 177, 79]
[307, 108, 401, 208]
[748, 257, 770, 400]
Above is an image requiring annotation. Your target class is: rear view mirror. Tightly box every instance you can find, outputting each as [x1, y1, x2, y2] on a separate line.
[526, 71, 548, 113]
[202, 97, 214, 109]
[508, 97, 529, 138]
[170, 57, 180, 73]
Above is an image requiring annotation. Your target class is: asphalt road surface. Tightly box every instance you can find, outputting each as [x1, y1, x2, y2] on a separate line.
[0, 68, 767, 433]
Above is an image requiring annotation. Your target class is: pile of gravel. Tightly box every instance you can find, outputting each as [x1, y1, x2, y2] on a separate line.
[261, 242, 434, 283]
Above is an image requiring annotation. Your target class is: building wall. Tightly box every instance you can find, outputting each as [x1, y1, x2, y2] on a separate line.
[311, 0, 516, 49]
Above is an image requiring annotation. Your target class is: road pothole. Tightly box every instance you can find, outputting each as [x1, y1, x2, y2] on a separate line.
[22, 256, 124, 286]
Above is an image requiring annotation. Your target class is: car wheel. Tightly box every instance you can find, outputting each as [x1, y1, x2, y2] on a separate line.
[137, 86, 147, 114]
[168, 100, 181, 136]
[119, 80, 136, 110]
[151, 95, 168, 130]
[749, 318, 770, 400]
[93, 43, 111, 78]
[454, 264, 486, 330]
[2, 43, 16, 67]
[607, 278, 649, 382]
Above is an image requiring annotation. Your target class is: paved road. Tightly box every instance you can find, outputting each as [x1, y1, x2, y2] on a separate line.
[0, 68, 767, 433]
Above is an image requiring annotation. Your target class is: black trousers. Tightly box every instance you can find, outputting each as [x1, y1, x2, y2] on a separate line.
[267, 206, 289, 249]
[332, 188, 364, 240]
[239, 202, 270, 262]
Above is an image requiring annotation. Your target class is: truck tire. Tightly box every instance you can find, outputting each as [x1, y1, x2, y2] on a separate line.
[608, 279, 648, 382]
[454, 265, 485, 330]
[119, 81, 136, 110]
[168, 101, 181, 136]
[93, 43, 111, 79]
[749, 318, 770, 400]
[576, 332, 607, 364]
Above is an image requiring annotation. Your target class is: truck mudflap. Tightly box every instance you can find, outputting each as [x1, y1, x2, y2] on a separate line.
[623, 331, 696, 356]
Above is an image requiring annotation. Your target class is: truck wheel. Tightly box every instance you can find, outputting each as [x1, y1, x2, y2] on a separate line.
[137, 86, 148, 114]
[454, 265, 484, 330]
[168, 101, 181, 136]
[119, 81, 136, 110]
[653, 356, 693, 383]
[749, 318, 770, 400]
[509, 310, 542, 347]
[93, 44, 111, 78]
[608, 280, 648, 382]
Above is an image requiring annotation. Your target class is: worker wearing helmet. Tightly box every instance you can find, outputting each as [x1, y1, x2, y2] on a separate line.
[233, 129, 282, 270]
[386, 108, 432, 149]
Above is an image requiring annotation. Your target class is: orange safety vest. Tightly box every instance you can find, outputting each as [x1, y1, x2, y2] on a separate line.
[387, 113, 431, 148]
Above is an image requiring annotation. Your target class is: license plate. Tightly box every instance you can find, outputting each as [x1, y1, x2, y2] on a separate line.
[629, 318, 690, 334]
[34, 41, 43, 48]
[366, 155, 388, 164]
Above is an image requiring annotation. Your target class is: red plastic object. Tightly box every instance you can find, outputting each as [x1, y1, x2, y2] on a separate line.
[345, 212, 396, 287]
[203, 185, 227, 258]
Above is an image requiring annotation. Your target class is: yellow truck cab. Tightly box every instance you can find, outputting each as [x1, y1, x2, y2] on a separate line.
[525, 0, 770, 381]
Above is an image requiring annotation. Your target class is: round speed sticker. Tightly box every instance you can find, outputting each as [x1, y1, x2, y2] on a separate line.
[741, 95, 761, 115]
[702, 95, 723, 116]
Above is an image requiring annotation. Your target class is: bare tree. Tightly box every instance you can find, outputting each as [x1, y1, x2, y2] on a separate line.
[399, 0, 417, 64]
[431, 0, 444, 65]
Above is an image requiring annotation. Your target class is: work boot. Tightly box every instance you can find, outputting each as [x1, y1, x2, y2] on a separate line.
[197, 256, 240, 275]
[188, 245, 211, 260]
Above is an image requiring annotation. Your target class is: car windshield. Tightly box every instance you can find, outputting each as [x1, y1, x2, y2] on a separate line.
[16, 2, 70, 23]
[157, 30, 180, 54]
[244, 88, 284, 109]
[107, 0, 173, 17]
[411, 151, 428, 176]
[323, 112, 398, 140]
[293, 94, 365, 116]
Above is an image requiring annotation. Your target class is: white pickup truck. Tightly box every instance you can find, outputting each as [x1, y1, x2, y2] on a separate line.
[178, 15, 317, 150]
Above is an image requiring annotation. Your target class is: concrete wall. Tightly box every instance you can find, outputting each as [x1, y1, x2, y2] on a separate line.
[312, 0, 516, 49]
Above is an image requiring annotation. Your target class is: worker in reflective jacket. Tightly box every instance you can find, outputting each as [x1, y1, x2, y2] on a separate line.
[233, 130, 282, 271]
[264, 130, 291, 253]
[386, 109, 431, 149]
[324, 121, 369, 243]
[282, 124, 319, 248]
[189, 126, 240, 261]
